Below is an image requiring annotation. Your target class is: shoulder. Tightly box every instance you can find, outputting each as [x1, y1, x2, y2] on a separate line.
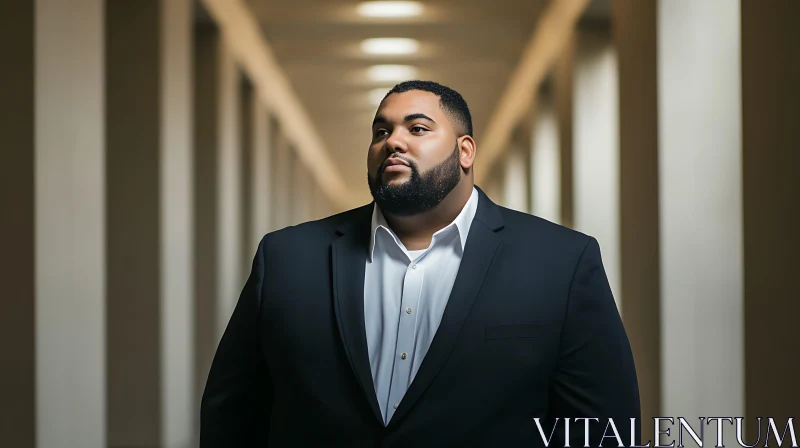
[256, 204, 372, 255]
[493, 206, 593, 255]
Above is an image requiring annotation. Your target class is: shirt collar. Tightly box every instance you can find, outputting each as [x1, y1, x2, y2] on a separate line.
[368, 187, 479, 262]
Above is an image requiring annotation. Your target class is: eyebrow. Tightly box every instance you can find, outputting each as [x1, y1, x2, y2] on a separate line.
[372, 113, 437, 127]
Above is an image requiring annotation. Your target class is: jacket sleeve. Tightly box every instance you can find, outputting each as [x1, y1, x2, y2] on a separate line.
[549, 237, 641, 447]
[200, 235, 272, 447]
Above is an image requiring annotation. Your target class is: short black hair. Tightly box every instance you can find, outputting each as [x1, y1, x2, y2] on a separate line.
[382, 80, 473, 137]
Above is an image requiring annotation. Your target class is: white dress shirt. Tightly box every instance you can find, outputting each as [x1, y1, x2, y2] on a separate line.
[364, 187, 479, 425]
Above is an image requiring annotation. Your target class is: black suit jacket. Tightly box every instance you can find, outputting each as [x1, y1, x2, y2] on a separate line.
[200, 187, 640, 447]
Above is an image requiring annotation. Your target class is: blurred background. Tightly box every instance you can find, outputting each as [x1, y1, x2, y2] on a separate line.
[1, 0, 797, 447]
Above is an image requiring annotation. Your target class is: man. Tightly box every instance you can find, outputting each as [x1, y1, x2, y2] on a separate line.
[200, 81, 640, 447]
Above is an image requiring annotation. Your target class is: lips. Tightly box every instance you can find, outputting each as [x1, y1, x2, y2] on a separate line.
[383, 157, 409, 168]
[381, 157, 411, 174]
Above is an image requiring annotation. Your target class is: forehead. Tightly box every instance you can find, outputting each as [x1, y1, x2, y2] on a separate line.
[376, 90, 445, 121]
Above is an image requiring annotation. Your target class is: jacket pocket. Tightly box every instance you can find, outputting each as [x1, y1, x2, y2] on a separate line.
[484, 323, 542, 340]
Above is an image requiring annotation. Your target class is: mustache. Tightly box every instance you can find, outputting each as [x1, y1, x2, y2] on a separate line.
[378, 154, 415, 175]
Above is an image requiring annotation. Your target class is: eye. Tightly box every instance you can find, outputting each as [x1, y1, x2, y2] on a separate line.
[410, 125, 428, 133]
[374, 129, 389, 138]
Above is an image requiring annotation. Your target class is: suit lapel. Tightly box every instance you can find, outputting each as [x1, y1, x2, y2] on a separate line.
[331, 204, 384, 425]
[388, 187, 505, 428]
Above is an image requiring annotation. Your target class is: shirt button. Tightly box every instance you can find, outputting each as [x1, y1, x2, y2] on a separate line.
[393, 403, 398, 410]
[406, 307, 412, 314]
[411, 264, 417, 269]
[401, 352, 407, 360]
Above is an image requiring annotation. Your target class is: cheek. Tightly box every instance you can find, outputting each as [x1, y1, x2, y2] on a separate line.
[415, 146, 449, 171]
[366, 148, 381, 173]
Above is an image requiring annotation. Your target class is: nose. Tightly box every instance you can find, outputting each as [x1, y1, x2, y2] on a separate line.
[384, 128, 408, 154]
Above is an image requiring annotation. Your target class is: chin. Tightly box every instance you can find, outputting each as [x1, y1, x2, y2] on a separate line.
[382, 174, 411, 185]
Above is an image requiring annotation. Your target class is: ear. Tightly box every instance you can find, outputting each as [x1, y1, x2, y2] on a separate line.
[457, 135, 476, 171]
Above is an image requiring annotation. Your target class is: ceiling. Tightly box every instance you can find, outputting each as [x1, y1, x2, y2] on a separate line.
[245, 0, 553, 204]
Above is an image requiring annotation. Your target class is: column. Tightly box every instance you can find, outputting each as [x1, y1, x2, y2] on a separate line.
[612, 0, 661, 436]
[3, 0, 108, 445]
[266, 115, 280, 232]
[105, 1, 161, 445]
[159, 0, 194, 445]
[39, 0, 107, 445]
[658, 0, 744, 434]
[0, 2, 36, 445]
[193, 19, 245, 423]
[193, 20, 220, 411]
[105, 0, 194, 445]
[530, 90, 561, 224]
[216, 34, 243, 337]
[483, 161, 505, 206]
[291, 159, 303, 224]
[515, 107, 536, 215]
[271, 129, 293, 230]
[502, 144, 528, 213]
[741, 0, 799, 434]
[292, 158, 315, 224]
[553, 34, 575, 229]
[250, 98, 272, 249]
[312, 182, 328, 221]
[239, 76, 254, 284]
[572, 23, 621, 309]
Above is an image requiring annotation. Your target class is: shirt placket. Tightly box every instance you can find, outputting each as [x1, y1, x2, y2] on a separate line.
[384, 259, 424, 424]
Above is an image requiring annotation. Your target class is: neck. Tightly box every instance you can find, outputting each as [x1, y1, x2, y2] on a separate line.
[382, 180, 473, 251]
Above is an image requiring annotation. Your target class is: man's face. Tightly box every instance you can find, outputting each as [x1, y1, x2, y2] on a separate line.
[367, 90, 464, 216]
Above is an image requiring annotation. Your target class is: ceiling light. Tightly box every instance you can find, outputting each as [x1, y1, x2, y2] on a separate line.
[369, 88, 390, 106]
[356, 1, 423, 18]
[361, 38, 420, 55]
[366, 65, 417, 82]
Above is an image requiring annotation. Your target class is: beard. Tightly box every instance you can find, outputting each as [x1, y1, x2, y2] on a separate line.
[367, 143, 462, 216]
